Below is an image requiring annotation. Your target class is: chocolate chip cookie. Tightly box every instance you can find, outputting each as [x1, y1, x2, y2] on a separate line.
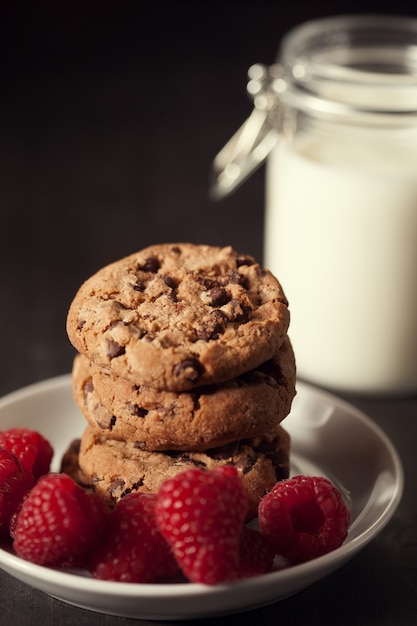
[72, 337, 296, 451]
[66, 244, 290, 391]
[77, 424, 291, 521]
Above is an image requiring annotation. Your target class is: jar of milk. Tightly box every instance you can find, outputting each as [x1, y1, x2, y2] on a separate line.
[212, 15, 417, 395]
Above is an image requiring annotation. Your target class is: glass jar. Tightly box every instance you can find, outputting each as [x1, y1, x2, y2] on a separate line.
[212, 15, 417, 395]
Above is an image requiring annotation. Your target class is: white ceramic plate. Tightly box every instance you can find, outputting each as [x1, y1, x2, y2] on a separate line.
[0, 375, 403, 620]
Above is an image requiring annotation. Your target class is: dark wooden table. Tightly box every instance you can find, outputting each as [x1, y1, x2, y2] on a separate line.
[1, 3, 416, 625]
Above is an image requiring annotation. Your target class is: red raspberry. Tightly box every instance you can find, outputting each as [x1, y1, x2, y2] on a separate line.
[155, 465, 248, 584]
[89, 493, 179, 583]
[0, 448, 28, 536]
[0, 428, 53, 487]
[258, 475, 351, 563]
[13, 473, 109, 566]
[237, 527, 275, 579]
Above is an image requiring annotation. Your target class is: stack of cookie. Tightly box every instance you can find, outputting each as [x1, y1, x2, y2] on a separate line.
[65, 243, 296, 520]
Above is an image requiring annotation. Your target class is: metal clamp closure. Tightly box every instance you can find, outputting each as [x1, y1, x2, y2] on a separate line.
[210, 64, 285, 200]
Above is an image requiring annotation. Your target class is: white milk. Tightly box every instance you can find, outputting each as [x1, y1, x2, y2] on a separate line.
[265, 129, 417, 394]
[210, 16, 417, 393]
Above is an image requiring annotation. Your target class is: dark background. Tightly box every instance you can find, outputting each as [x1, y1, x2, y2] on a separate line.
[1, 2, 417, 625]
[1, 0, 417, 394]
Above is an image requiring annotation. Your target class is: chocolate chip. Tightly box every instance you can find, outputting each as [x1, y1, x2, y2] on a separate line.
[207, 286, 229, 307]
[236, 254, 255, 267]
[108, 319, 127, 329]
[130, 479, 145, 490]
[127, 402, 148, 418]
[132, 280, 146, 292]
[201, 278, 216, 289]
[133, 326, 147, 340]
[219, 270, 247, 287]
[106, 339, 126, 358]
[112, 301, 128, 312]
[133, 441, 147, 450]
[94, 405, 116, 430]
[172, 358, 203, 382]
[139, 256, 160, 273]
[77, 319, 86, 331]
[111, 477, 145, 500]
[84, 379, 94, 394]
[234, 455, 257, 475]
[227, 300, 252, 323]
[196, 310, 227, 341]
[162, 275, 177, 290]
[196, 326, 212, 342]
[156, 404, 176, 417]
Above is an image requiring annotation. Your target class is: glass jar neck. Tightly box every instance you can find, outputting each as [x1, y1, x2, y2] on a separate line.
[279, 14, 417, 122]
